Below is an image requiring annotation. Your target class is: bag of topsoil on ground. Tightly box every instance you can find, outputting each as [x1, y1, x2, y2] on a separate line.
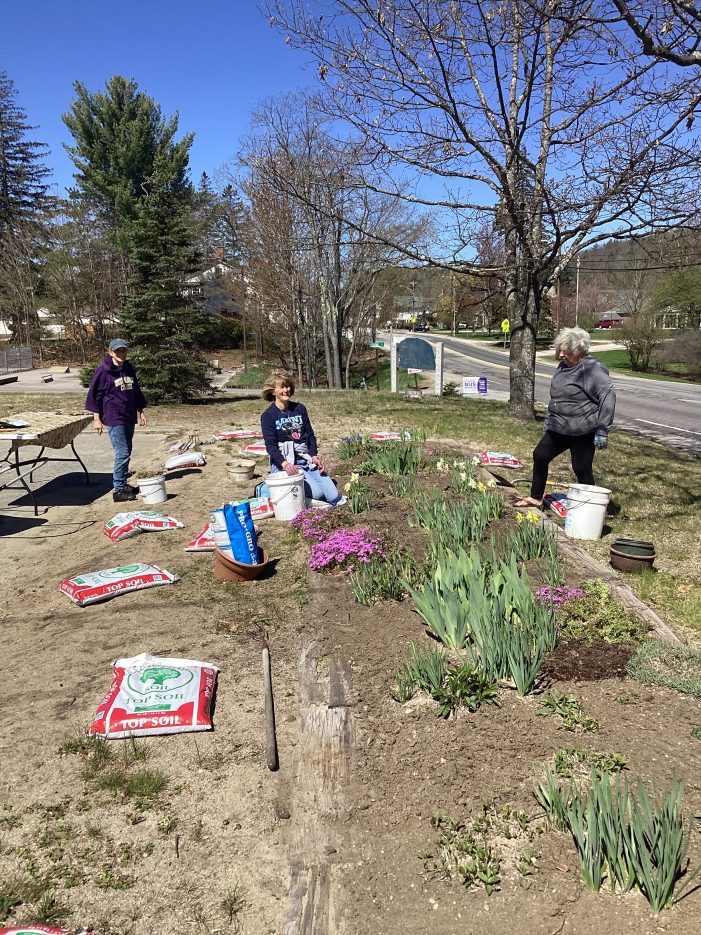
[184, 523, 216, 552]
[59, 563, 179, 606]
[0, 929, 93, 934]
[89, 652, 219, 739]
[164, 451, 206, 471]
[479, 450, 523, 469]
[103, 511, 183, 542]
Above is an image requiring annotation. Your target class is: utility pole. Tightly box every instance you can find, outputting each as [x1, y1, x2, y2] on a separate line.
[451, 273, 456, 336]
[575, 255, 581, 328]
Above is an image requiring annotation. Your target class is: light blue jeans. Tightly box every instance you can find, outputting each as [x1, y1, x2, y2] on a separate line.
[270, 464, 341, 504]
[107, 423, 135, 491]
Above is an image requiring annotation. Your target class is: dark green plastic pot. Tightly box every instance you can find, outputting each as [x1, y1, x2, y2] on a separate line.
[611, 538, 655, 557]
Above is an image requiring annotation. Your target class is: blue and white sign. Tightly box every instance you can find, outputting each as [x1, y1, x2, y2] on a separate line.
[462, 376, 488, 395]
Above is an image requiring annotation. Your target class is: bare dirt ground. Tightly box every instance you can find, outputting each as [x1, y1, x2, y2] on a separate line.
[1, 400, 700, 935]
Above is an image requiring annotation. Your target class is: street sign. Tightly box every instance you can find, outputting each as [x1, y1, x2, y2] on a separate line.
[463, 376, 488, 395]
[370, 341, 385, 348]
[501, 318, 510, 333]
[407, 368, 423, 374]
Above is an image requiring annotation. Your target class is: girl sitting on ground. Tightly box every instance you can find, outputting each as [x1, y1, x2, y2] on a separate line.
[260, 370, 346, 506]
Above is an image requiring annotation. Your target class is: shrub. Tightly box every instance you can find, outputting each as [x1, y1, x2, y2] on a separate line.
[78, 363, 98, 387]
[198, 316, 242, 349]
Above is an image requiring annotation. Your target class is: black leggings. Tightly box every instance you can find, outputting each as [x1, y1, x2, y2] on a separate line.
[530, 431, 595, 501]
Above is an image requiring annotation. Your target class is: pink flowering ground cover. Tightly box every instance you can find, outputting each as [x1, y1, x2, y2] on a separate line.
[535, 585, 584, 606]
[290, 507, 340, 542]
[308, 527, 387, 572]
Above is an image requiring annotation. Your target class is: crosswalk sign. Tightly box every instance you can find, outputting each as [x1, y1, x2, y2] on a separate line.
[501, 318, 510, 333]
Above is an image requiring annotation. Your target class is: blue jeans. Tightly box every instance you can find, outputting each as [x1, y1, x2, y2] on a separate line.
[107, 423, 135, 491]
[270, 464, 341, 504]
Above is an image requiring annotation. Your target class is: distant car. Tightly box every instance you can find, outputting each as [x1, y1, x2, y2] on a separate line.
[597, 319, 622, 329]
[412, 323, 430, 332]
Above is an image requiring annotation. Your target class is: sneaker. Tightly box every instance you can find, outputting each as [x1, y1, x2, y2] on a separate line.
[113, 487, 137, 502]
[334, 495, 348, 507]
[125, 483, 140, 496]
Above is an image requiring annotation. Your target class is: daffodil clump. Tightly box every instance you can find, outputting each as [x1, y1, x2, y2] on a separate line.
[344, 472, 375, 514]
[516, 510, 541, 525]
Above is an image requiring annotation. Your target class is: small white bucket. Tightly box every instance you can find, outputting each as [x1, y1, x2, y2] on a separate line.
[138, 475, 167, 505]
[564, 483, 611, 540]
[266, 471, 305, 521]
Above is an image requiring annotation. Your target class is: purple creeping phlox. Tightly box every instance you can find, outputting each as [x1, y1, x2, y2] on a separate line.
[309, 527, 387, 572]
[536, 585, 585, 607]
[290, 507, 335, 542]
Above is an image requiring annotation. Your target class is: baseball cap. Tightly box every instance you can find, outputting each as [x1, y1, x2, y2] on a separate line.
[108, 338, 129, 351]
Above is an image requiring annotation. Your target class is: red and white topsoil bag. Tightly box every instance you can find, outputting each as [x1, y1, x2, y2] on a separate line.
[0, 928, 92, 934]
[59, 563, 179, 606]
[214, 429, 262, 440]
[89, 652, 219, 739]
[479, 450, 523, 469]
[184, 522, 216, 552]
[103, 511, 183, 542]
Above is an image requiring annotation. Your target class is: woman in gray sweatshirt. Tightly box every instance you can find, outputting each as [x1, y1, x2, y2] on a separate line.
[515, 327, 615, 507]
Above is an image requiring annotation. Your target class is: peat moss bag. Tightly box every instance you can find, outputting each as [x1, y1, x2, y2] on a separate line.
[89, 652, 219, 739]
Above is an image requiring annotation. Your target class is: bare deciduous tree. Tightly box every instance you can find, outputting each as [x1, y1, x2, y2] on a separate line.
[268, 0, 701, 417]
[611, 1, 701, 67]
[241, 92, 427, 387]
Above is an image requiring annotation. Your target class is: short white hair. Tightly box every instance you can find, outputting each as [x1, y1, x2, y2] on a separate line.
[554, 327, 590, 358]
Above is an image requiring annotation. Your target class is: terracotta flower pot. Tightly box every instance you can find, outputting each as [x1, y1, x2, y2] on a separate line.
[213, 546, 269, 583]
[609, 545, 656, 573]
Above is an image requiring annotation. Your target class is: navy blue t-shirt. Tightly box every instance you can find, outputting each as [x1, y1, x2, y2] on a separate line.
[260, 401, 318, 469]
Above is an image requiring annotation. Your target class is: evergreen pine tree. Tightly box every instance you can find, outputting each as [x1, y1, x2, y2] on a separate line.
[63, 76, 209, 401]
[0, 71, 52, 339]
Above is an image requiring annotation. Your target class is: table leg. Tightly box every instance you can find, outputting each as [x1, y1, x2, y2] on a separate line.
[71, 440, 90, 484]
[30, 446, 45, 483]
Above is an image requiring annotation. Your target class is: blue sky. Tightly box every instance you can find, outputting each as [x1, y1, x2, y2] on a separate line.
[1, 0, 314, 195]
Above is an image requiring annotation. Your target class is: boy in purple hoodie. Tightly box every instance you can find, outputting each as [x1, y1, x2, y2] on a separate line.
[85, 338, 148, 502]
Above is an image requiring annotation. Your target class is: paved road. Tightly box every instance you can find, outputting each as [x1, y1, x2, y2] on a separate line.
[382, 332, 701, 457]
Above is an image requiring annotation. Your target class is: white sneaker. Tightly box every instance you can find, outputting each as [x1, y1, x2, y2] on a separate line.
[334, 495, 347, 506]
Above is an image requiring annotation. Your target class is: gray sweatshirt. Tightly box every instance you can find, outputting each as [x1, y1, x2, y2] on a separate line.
[544, 356, 616, 437]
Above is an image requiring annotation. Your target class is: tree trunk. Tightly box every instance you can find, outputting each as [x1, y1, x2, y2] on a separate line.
[507, 272, 538, 420]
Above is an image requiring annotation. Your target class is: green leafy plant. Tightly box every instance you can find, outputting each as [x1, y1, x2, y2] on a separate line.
[508, 512, 559, 561]
[534, 769, 699, 912]
[551, 747, 627, 779]
[349, 548, 418, 605]
[389, 642, 500, 718]
[362, 440, 422, 475]
[692, 727, 701, 741]
[557, 579, 648, 644]
[407, 546, 556, 694]
[344, 474, 375, 514]
[627, 641, 701, 697]
[538, 690, 598, 732]
[388, 474, 419, 499]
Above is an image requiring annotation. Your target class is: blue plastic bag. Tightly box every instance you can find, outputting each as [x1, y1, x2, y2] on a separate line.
[223, 502, 259, 564]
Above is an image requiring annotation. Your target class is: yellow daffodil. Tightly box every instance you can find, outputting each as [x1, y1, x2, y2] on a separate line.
[516, 512, 525, 524]
[525, 510, 540, 524]
[487, 479, 497, 488]
[476, 481, 486, 493]
[350, 472, 360, 483]
[344, 482, 351, 493]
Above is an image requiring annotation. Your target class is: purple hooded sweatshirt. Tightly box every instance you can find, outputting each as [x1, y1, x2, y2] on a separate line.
[85, 354, 147, 426]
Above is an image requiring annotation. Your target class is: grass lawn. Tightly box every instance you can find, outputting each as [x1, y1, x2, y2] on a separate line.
[542, 348, 699, 383]
[1, 388, 699, 642]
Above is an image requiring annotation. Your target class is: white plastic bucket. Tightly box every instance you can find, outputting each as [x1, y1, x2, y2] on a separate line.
[564, 483, 611, 540]
[138, 475, 167, 505]
[266, 471, 305, 521]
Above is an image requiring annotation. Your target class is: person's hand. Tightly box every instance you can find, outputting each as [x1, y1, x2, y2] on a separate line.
[594, 433, 608, 449]
[283, 461, 301, 476]
[93, 416, 103, 436]
[138, 411, 148, 427]
[311, 454, 324, 472]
